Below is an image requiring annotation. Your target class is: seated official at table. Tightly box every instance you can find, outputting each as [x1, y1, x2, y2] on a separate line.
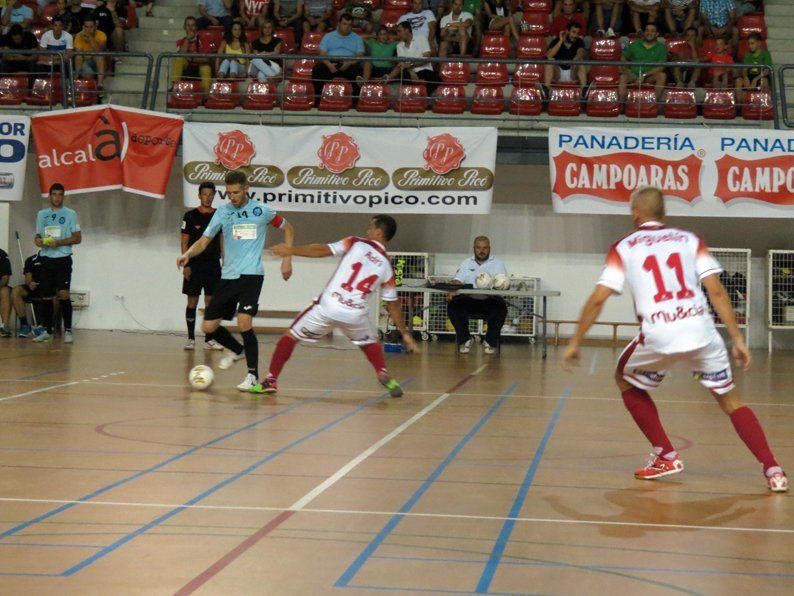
[448, 236, 508, 355]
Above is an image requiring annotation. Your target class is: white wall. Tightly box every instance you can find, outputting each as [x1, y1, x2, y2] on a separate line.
[5, 154, 794, 348]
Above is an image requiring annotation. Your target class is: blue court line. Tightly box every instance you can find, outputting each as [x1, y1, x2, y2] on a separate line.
[60, 379, 412, 576]
[0, 380, 355, 543]
[0, 572, 60, 577]
[344, 584, 536, 596]
[0, 542, 102, 549]
[335, 382, 520, 589]
[475, 387, 571, 594]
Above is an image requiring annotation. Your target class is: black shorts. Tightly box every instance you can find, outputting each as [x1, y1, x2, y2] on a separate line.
[182, 262, 221, 296]
[203, 275, 263, 321]
[18, 284, 42, 303]
[38, 256, 72, 297]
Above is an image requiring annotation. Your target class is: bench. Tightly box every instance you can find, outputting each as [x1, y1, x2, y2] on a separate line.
[550, 320, 640, 345]
[198, 309, 301, 333]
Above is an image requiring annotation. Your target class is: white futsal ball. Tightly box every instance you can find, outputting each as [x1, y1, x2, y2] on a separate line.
[475, 272, 493, 289]
[188, 365, 214, 390]
[492, 274, 511, 290]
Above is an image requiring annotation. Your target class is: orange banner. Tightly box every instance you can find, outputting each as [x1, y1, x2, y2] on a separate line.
[31, 105, 182, 198]
[714, 154, 794, 205]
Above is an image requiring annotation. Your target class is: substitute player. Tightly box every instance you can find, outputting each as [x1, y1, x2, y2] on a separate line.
[34, 183, 81, 344]
[0, 247, 11, 337]
[563, 187, 787, 493]
[177, 170, 294, 391]
[181, 181, 223, 351]
[258, 215, 419, 397]
[11, 252, 45, 338]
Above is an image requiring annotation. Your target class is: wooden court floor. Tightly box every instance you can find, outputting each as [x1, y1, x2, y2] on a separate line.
[0, 330, 792, 595]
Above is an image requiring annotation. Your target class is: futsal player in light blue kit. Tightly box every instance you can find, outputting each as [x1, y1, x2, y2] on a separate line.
[177, 170, 295, 391]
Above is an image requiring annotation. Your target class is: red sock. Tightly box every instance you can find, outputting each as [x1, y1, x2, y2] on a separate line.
[729, 406, 778, 471]
[361, 342, 387, 376]
[621, 387, 676, 458]
[267, 334, 297, 380]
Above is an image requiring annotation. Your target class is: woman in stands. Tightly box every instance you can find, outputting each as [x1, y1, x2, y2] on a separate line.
[248, 18, 283, 81]
[216, 19, 251, 77]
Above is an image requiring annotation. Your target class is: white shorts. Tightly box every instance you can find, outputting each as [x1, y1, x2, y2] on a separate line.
[558, 67, 574, 82]
[289, 302, 378, 346]
[617, 334, 735, 395]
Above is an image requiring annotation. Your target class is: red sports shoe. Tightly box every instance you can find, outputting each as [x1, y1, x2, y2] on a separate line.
[634, 454, 685, 480]
[767, 470, 788, 493]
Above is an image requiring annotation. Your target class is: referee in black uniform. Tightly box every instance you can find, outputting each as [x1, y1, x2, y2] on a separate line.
[181, 182, 223, 351]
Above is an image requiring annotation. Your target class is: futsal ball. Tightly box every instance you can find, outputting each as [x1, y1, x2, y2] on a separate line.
[475, 272, 493, 289]
[492, 274, 511, 290]
[188, 365, 214, 390]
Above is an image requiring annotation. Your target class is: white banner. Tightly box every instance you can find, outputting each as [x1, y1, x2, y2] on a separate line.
[182, 124, 497, 214]
[550, 127, 794, 218]
[0, 115, 30, 202]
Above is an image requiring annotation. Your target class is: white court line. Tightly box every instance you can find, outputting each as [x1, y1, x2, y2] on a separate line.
[290, 363, 490, 511]
[0, 372, 125, 403]
[588, 352, 598, 376]
[0, 497, 791, 535]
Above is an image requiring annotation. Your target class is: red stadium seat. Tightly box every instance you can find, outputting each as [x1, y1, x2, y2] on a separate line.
[198, 29, 224, 53]
[37, 2, 59, 25]
[588, 64, 620, 85]
[275, 28, 296, 53]
[301, 31, 325, 54]
[318, 78, 353, 111]
[0, 76, 27, 105]
[383, 0, 410, 8]
[356, 82, 390, 112]
[742, 89, 773, 120]
[476, 62, 509, 85]
[282, 81, 314, 110]
[71, 78, 98, 107]
[589, 37, 621, 61]
[547, 82, 581, 116]
[439, 61, 469, 84]
[585, 85, 620, 117]
[394, 83, 428, 113]
[471, 85, 504, 114]
[333, 0, 345, 9]
[522, 0, 551, 12]
[520, 12, 550, 36]
[513, 63, 543, 85]
[31, 26, 46, 41]
[205, 80, 240, 109]
[379, 8, 408, 29]
[702, 89, 736, 119]
[738, 14, 767, 39]
[290, 59, 316, 80]
[480, 33, 510, 58]
[665, 37, 689, 57]
[242, 80, 277, 110]
[26, 75, 63, 106]
[516, 34, 546, 58]
[624, 85, 658, 118]
[508, 85, 542, 115]
[701, 37, 717, 57]
[736, 38, 768, 62]
[167, 80, 202, 109]
[245, 28, 259, 43]
[664, 89, 697, 119]
[432, 84, 467, 114]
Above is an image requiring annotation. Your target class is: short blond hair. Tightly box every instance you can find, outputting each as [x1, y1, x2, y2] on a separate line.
[631, 186, 665, 220]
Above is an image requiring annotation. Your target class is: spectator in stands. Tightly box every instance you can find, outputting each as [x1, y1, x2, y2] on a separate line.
[273, 0, 301, 39]
[216, 19, 250, 76]
[735, 32, 771, 96]
[345, 0, 373, 36]
[358, 25, 396, 82]
[389, 20, 439, 92]
[93, 0, 127, 51]
[398, 0, 437, 50]
[483, 0, 518, 44]
[0, 23, 37, 73]
[239, 0, 271, 30]
[462, 0, 482, 53]
[74, 14, 106, 87]
[707, 34, 732, 88]
[302, 0, 331, 35]
[550, 0, 587, 38]
[594, 0, 624, 37]
[619, 22, 667, 100]
[628, 0, 661, 34]
[196, 0, 233, 30]
[37, 15, 72, 72]
[552, 0, 589, 24]
[671, 25, 701, 88]
[664, 0, 698, 35]
[65, 0, 89, 35]
[172, 15, 212, 92]
[439, 0, 473, 57]
[700, 0, 737, 49]
[545, 21, 586, 95]
[1, 0, 34, 34]
[311, 12, 364, 98]
[248, 18, 283, 80]
[733, 0, 761, 17]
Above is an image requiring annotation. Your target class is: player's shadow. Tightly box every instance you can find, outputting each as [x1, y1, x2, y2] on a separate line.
[545, 489, 762, 538]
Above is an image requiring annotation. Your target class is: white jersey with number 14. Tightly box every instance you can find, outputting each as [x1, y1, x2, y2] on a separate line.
[597, 221, 723, 355]
[319, 237, 398, 323]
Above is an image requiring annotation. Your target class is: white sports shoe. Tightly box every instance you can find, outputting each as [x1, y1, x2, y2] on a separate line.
[459, 338, 473, 354]
[32, 331, 52, 343]
[483, 340, 496, 355]
[236, 373, 258, 392]
[64, 331, 73, 344]
[184, 339, 195, 351]
[204, 339, 224, 351]
[219, 350, 246, 370]
[767, 467, 789, 493]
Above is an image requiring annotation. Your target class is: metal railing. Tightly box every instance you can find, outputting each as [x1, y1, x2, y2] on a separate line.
[777, 65, 794, 128]
[0, 49, 69, 109]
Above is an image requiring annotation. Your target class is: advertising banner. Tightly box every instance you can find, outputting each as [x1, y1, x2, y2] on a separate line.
[0, 115, 30, 202]
[182, 124, 497, 214]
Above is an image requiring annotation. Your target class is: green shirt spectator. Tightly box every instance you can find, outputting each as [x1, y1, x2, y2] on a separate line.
[463, 0, 481, 15]
[743, 48, 772, 79]
[366, 37, 397, 68]
[624, 38, 667, 76]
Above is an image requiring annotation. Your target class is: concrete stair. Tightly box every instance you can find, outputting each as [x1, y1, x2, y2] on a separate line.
[764, 0, 794, 123]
